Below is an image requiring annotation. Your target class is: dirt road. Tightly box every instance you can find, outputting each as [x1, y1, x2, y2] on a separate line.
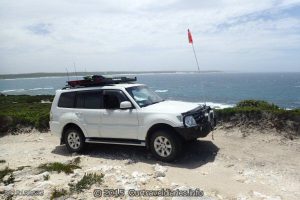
[0, 128, 299, 199]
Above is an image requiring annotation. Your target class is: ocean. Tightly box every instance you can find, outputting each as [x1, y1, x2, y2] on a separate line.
[0, 72, 300, 109]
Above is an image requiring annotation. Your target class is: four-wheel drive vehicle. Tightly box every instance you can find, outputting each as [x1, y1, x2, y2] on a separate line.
[50, 76, 216, 162]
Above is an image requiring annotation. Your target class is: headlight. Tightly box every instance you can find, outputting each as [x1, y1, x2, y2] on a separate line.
[184, 115, 197, 127]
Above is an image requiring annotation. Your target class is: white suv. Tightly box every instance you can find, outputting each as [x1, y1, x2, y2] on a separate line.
[50, 79, 216, 161]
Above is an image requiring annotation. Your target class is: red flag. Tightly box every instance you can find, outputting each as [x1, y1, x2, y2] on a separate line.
[188, 29, 193, 44]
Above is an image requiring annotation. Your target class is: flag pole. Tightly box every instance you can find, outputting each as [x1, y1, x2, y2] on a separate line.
[188, 29, 206, 106]
[191, 43, 200, 72]
[188, 29, 200, 72]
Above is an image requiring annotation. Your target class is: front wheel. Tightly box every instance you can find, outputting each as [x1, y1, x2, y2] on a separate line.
[64, 128, 85, 153]
[149, 129, 182, 162]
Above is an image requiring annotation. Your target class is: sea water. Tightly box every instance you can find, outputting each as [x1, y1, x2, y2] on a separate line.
[0, 72, 299, 109]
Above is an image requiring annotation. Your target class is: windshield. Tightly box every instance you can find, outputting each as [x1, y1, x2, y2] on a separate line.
[126, 86, 164, 107]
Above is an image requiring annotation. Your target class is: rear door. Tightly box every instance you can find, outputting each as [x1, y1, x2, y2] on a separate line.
[73, 90, 102, 138]
[100, 89, 139, 139]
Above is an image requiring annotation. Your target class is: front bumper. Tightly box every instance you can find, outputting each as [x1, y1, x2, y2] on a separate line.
[177, 105, 216, 141]
[175, 122, 215, 140]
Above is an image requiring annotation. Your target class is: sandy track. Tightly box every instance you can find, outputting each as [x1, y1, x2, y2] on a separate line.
[0, 128, 299, 200]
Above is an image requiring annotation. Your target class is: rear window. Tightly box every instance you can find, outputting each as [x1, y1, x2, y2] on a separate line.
[58, 92, 76, 108]
[75, 91, 102, 109]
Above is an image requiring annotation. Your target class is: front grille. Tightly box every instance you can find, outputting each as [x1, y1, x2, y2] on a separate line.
[182, 105, 212, 125]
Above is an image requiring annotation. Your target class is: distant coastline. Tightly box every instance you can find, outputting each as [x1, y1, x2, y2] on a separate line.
[0, 71, 222, 79]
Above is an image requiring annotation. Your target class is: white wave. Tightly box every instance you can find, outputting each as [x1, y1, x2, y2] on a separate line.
[1, 89, 25, 93]
[28, 88, 43, 91]
[1, 89, 17, 93]
[2, 76, 78, 81]
[197, 102, 235, 109]
[155, 89, 168, 93]
[29, 87, 54, 90]
[1, 87, 54, 93]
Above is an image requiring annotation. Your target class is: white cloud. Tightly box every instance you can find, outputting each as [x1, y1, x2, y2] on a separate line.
[0, 0, 300, 73]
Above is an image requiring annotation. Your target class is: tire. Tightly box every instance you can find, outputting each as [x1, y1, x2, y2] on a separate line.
[149, 129, 182, 162]
[64, 127, 85, 153]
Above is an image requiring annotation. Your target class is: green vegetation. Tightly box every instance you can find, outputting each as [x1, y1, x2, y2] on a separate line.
[72, 157, 81, 165]
[0, 167, 14, 185]
[3, 174, 15, 185]
[43, 174, 50, 181]
[69, 173, 104, 193]
[216, 100, 300, 137]
[50, 172, 104, 196]
[16, 165, 31, 171]
[50, 188, 68, 200]
[0, 95, 53, 133]
[38, 162, 81, 174]
[216, 100, 300, 120]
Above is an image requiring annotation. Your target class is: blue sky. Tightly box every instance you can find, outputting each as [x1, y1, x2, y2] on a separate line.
[0, 0, 300, 73]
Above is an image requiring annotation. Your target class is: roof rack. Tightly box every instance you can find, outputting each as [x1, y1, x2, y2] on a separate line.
[63, 75, 137, 89]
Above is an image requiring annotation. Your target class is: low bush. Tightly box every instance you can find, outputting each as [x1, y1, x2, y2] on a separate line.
[0, 167, 14, 185]
[43, 174, 50, 181]
[0, 95, 53, 133]
[69, 173, 104, 193]
[38, 162, 81, 174]
[216, 100, 300, 120]
[50, 188, 68, 200]
[236, 100, 279, 110]
[215, 100, 300, 136]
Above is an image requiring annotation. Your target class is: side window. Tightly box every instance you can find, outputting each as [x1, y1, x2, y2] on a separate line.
[103, 90, 129, 109]
[76, 92, 85, 108]
[75, 91, 102, 109]
[58, 92, 75, 108]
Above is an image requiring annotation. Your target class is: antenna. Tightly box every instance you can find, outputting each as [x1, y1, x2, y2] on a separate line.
[65, 68, 70, 82]
[85, 67, 87, 76]
[73, 62, 78, 79]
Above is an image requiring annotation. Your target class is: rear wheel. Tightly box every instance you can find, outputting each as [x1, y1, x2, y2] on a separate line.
[64, 128, 85, 153]
[149, 129, 182, 162]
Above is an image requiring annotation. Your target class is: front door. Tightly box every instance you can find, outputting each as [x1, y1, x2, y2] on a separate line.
[100, 90, 139, 139]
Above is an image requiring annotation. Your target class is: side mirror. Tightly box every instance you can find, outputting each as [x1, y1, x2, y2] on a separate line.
[120, 101, 132, 109]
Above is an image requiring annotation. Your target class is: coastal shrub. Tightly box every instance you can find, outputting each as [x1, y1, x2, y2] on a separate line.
[236, 100, 279, 110]
[72, 157, 81, 165]
[69, 173, 104, 193]
[38, 162, 81, 174]
[216, 100, 300, 136]
[0, 115, 13, 134]
[3, 173, 15, 185]
[43, 174, 50, 181]
[0, 95, 53, 133]
[0, 167, 14, 184]
[216, 100, 300, 119]
[50, 188, 68, 200]
[16, 165, 31, 171]
[35, 112, 50, 131]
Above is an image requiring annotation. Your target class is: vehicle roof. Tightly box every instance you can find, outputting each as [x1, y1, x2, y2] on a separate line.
[58, 83, 144, 93]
